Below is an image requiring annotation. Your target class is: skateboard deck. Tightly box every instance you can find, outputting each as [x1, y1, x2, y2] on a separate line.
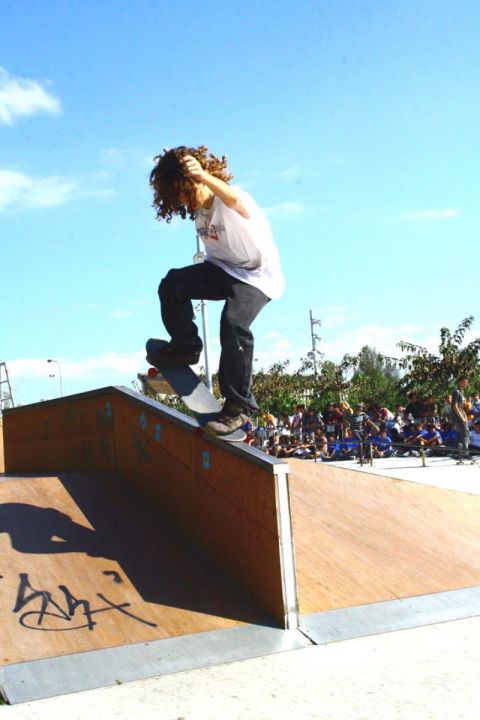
[145, 338, 246, 442]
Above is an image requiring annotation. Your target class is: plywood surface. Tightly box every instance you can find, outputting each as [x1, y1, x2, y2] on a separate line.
[112, 394, 287, 623]
[289, 459, 480, 614]
[3, 389, 291, 627]
[0, 472, 270, 666]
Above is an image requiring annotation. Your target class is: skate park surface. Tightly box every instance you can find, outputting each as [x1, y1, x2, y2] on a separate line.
[1, 389, 480, 719]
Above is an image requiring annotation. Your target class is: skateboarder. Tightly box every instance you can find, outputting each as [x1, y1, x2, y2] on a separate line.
[148, 145, 285, 435]
[451, 376, 470, 457]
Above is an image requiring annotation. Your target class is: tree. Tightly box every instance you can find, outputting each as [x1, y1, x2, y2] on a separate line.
[252, 354, 357, 415]
[397, 316, 480, 399]
[252, 361, 304, 415]
[348, 346, 401, 408]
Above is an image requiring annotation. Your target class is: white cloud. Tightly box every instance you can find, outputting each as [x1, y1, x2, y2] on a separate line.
[264, 201, 305, 218]
[8, 352, 145, 383]
[274, 164, 302, 179]
[318, 323, 446, 364]
[251, 322, 453, 373]
[0, 169, 112, 212]
[321, 305, 349, 330]
[0, 66, 61, 125]
[385, 208, 460, 222]
[0, 169, 77, 210]
[110, 310, 133, 320]
[249, 164, 302, 180]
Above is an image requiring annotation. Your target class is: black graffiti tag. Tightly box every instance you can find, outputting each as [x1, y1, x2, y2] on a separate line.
[13, 573, 157, 631]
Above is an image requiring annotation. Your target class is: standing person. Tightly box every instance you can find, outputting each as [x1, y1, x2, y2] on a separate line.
[441, 394, 453, 421]
[262, 410, 277, 444]
[405, 392, 424, 424]
[323, 403, 337, 438]
[451, 376, 470, 456]
[343, 403, 378, 462]
[292, 405, 304, 442]
[303, 407, 318, 441]
[278, 411, 292, 445]
[422, 395, 438, 424]
[148, 145, 285, 435]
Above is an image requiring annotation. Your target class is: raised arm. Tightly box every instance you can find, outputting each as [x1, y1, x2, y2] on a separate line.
[182, 155, 250, 219]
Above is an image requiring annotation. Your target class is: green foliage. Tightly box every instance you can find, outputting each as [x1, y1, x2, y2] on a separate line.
[348, 346, 402, 408]
[397, 316, 480, 398]
[252, 354, 357, 414]
[134, 317, 480, 416]
[252, 361, 304, 415]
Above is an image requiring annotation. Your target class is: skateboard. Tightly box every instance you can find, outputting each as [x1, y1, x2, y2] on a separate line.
[145, 338, 246, 442]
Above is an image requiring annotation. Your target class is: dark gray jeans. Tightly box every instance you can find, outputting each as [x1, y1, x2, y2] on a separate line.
[158, 261, 270, 411]
[453, 420, 470, 452]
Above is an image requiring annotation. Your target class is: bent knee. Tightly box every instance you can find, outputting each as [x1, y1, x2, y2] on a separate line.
[158, 269, 180, 298]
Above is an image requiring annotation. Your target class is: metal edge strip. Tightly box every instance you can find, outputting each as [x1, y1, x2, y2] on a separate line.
[300, 585, 480, 646]
[274, 464, 300, 629]
[4, 386, 289, 473]
[0, 624, 311, 705]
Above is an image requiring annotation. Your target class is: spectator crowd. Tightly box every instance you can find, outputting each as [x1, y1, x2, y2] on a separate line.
[245, 389, 480, 463]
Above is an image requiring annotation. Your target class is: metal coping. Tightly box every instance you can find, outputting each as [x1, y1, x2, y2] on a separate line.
[0, 624, 311, 705]
[3, 385, 289, 474]
[274, 464, 300, 630]
[300, 585, 480, 646]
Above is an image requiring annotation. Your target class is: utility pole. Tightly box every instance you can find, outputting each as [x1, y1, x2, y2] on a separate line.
[0, 362, 15, 413]
[309, 309, 322, 376]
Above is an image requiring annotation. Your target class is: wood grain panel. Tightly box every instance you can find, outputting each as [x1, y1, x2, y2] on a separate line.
[0, 473, 270, 666]
[3, 389, 293, 628]
[289, 459, 480, 613]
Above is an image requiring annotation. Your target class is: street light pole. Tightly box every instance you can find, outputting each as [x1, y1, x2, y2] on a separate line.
[47, 359, 63, 397]
[193, 235, 213, 392]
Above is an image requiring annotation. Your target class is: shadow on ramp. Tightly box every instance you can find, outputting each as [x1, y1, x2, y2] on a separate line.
[0, 472, 275, 674]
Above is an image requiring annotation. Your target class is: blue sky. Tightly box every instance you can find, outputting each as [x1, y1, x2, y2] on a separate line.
[2, 0, 479, 405]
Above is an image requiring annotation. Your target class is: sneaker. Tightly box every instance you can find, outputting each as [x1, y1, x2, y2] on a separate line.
[146, 342, 201, 368]
[204, 400, 250, 436]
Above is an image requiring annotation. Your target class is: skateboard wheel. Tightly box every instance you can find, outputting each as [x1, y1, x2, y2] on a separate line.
[148, 367, 159, 379]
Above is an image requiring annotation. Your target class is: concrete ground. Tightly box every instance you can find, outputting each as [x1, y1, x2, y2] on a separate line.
[3, 456, 479, 719]
[3, 616, 480, 720]
[328, 454, 480, 495]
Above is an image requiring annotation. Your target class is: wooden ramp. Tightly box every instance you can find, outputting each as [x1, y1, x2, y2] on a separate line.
[0, 387, 302, 703]
[2, 387, 297, 630]
[289, 458, 480, 613]
[3, 390, 480, 702]
[0, 472, 274, 666]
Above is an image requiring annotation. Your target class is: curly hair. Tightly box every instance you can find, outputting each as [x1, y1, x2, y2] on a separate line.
[149, 145, 233, 223]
